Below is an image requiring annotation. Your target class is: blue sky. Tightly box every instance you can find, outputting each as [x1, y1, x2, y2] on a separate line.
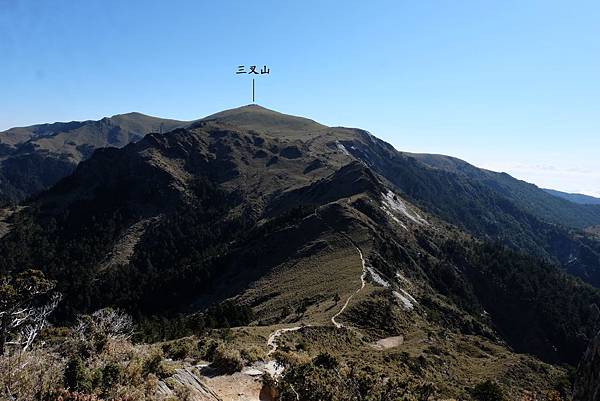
[1, 0, 599, 196]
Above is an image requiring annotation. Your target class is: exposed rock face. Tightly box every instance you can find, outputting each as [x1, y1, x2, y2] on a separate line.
[157, 367, 222, 400]
[156, 366, 267, 401]
[574, 330, 600, 401]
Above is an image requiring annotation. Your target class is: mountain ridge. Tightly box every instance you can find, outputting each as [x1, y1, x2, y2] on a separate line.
[0, 112, 191, 205]
[2, 105, 600, 287]
[7, 105, 600, 286]
[3, 104, 599, 227]
[2, 106, 600, 398]
[544, 188, 600, 205]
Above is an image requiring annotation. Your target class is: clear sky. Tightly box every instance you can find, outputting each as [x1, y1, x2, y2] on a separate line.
[1, 0, 599, 196]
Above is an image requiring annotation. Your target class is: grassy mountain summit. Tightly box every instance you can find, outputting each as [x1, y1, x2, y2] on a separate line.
[1, 105, 599, 399]
[201, 104, 327, 137]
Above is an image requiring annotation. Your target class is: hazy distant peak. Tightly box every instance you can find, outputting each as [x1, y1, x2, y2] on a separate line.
[544, 188, 600, 205]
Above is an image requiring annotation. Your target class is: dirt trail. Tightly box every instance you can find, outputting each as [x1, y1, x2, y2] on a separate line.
[312, 207, 368, 329]
[156, 207, 372, 400]
[154, 325, 306, 400]
[331, 245, 367, 328]
[263, 326, 305, 400]
[257, 206, 370, 399]
[266, 326, 304, 356]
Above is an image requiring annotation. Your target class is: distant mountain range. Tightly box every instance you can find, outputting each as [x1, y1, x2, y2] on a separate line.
[0, 112, 190, 204]
[544, 188, 600, 205]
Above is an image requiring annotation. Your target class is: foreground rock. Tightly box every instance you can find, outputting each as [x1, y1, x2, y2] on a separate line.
[157, 365, 269, 401]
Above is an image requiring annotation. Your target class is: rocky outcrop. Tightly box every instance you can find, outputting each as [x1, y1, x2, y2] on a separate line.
[574, 330, 600, 401]
[156, 365, 269, 401]
[157, 367, 222, 401]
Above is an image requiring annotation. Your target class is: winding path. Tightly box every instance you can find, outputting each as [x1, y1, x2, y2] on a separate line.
[261, 211, 369, 400]
[266, 326, 305, 356]
[331, 245, 367, 328]
[312, 206, 369, 329]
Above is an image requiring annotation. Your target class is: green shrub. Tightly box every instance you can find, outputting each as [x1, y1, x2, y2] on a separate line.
[219, 328, 234, 343]
[90, 368, 103, 391]
[471, 380, 505, 401]
[197, 338, 222, 361]
[313, 352, 339, 370]
[142, 349, 176, 379]
[142, 351, 163, 377]
[64, 357, 92, 393]
[162, 338, 195, 360]
[157, 361, 177, 379]
[295, 340, 307, 352]
[240, 345, 265, 363]
[210, 346, 243, 374]
[101, 362, 121, 389]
